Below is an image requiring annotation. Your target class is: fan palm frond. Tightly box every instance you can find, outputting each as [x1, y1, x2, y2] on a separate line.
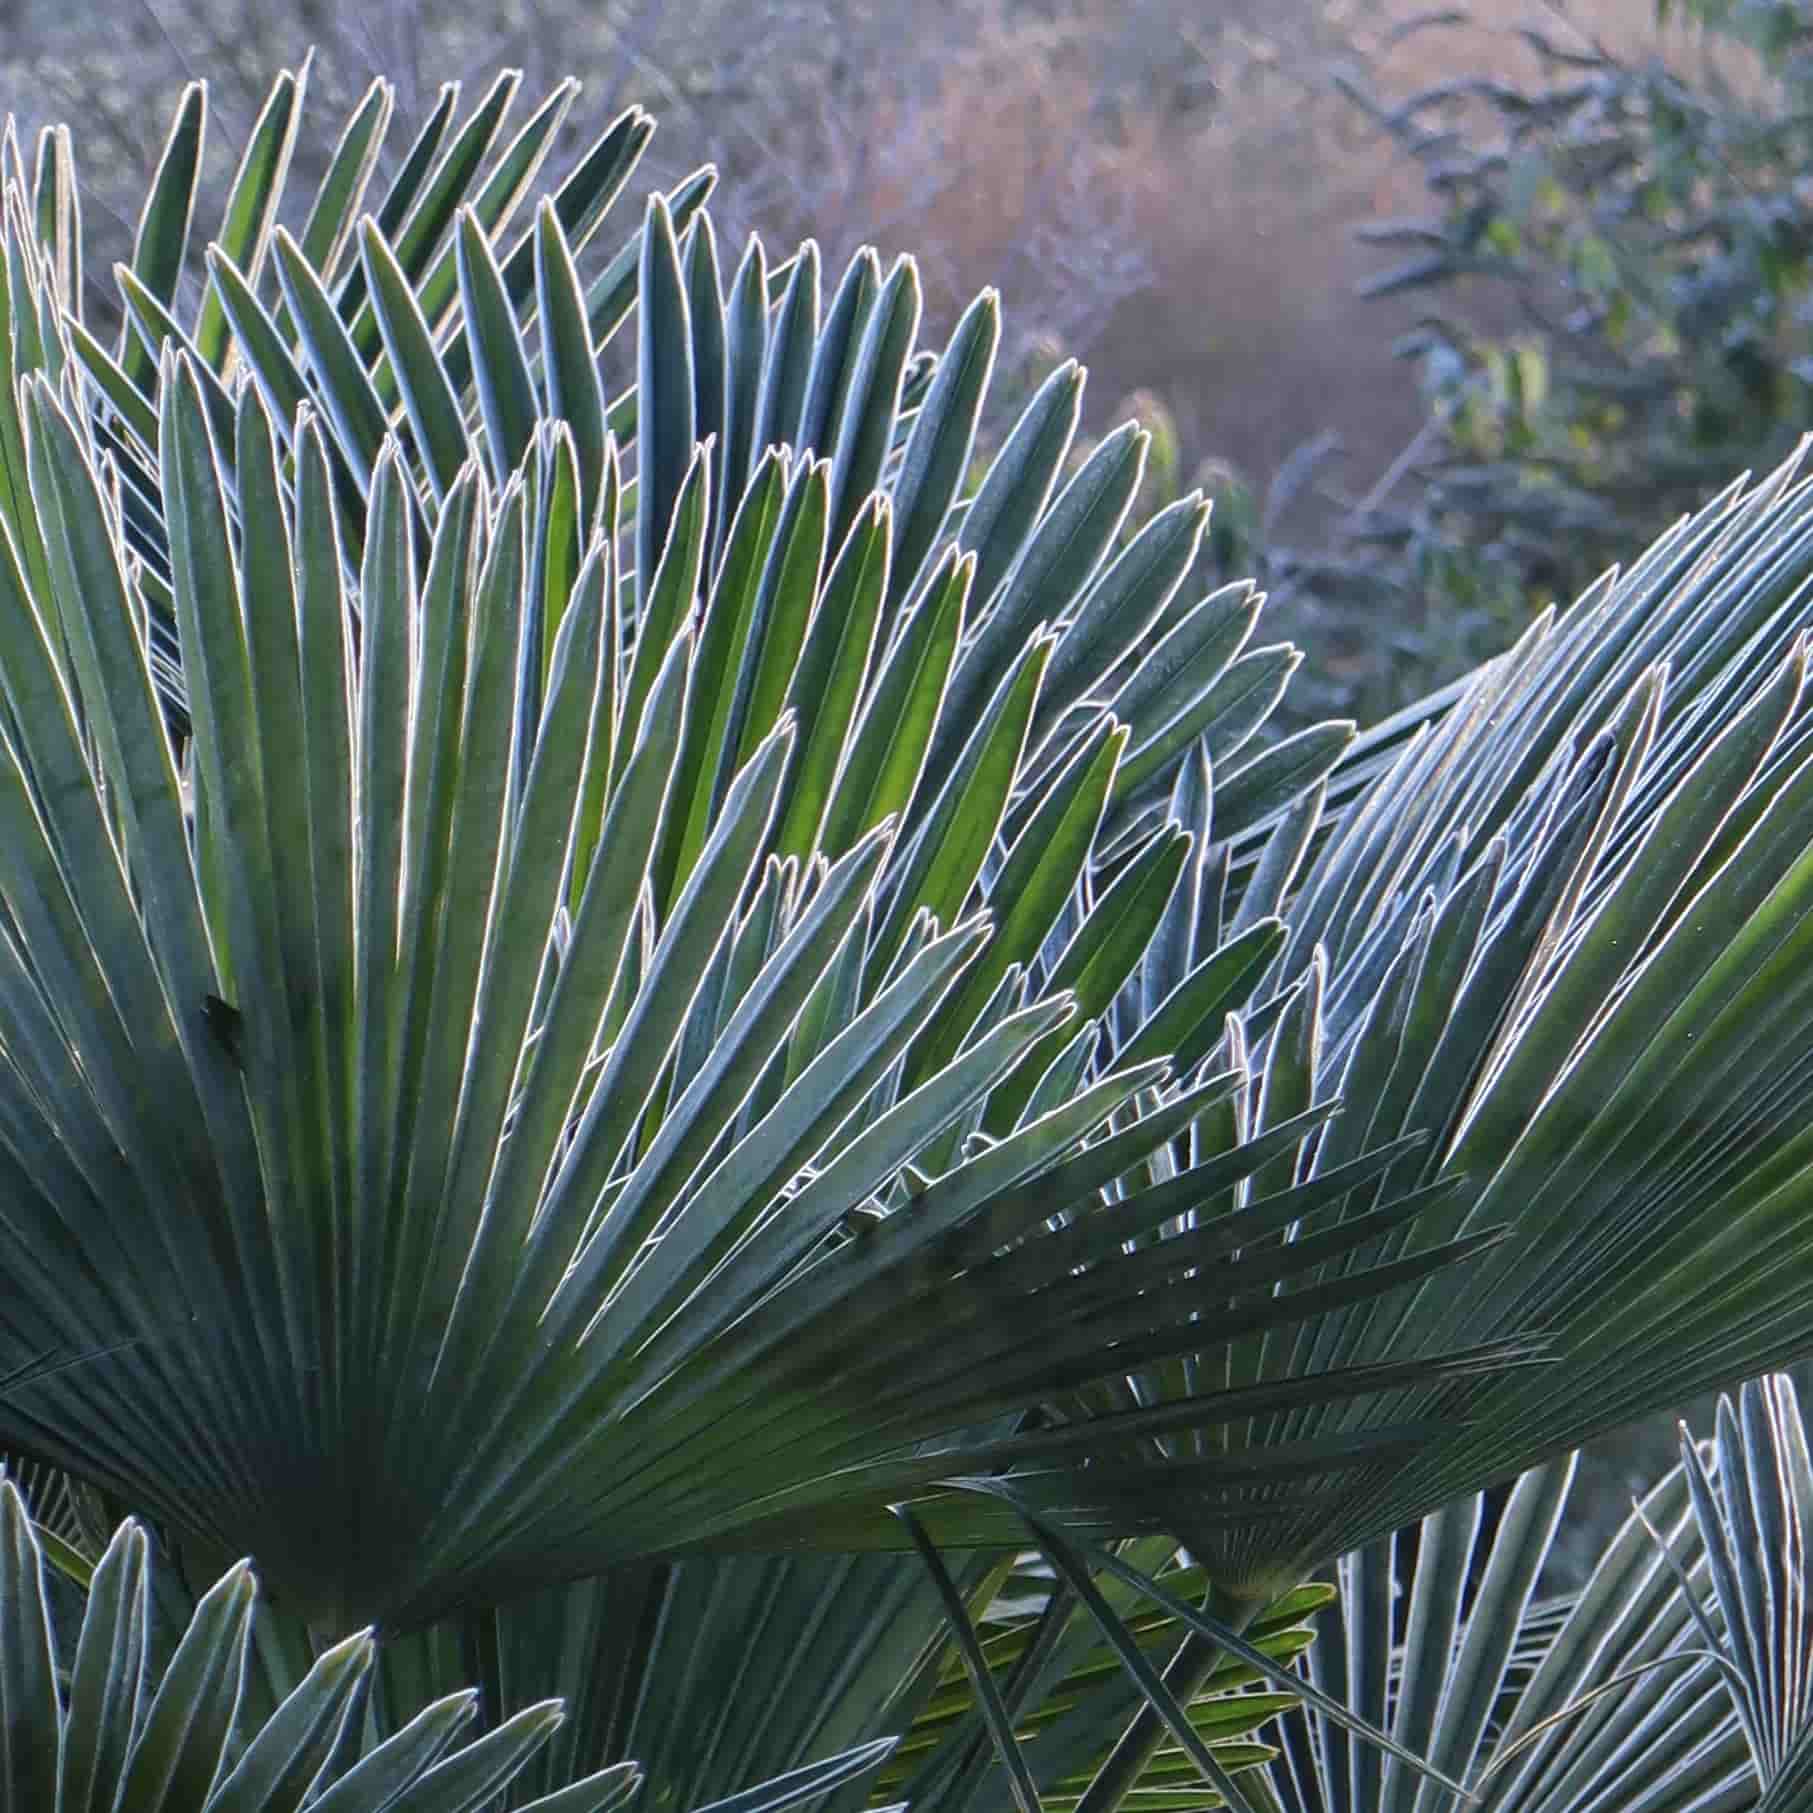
[1269, 1376, 1813, 1813]
[0, 1466, 666, 1812]
[0, 70, 1536, 1651]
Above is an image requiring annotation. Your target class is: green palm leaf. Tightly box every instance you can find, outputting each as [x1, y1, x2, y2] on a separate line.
[0, 318, 1498, 1645]
[1268, 1376, 1813, 1811]
[0, 1469, 669, 1812]
[1265, 1452, 1737, 1812]
[888, 1550, 1328, 1813]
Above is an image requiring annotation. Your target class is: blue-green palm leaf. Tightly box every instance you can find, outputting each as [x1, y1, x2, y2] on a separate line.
[0, 69, 1530, 1661]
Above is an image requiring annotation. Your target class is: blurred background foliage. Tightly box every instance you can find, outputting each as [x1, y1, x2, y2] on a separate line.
[4, 0, 1810, 1583]
[9, 0, 1804, 720]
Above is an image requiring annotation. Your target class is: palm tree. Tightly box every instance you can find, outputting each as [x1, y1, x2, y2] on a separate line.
[3, 57, 1813, 1813]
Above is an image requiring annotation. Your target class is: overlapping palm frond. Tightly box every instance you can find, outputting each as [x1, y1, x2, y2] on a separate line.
[44, 1525, 1330, 1813]
[917, 453, 1813, 1813]
[0, 82, 1520, 1813]
[13, 52, 1813, 1813]
[884, 1548, 1332, 1813]
[0, 331, 1514, 1635]
[1089, 450, 1813, 1599]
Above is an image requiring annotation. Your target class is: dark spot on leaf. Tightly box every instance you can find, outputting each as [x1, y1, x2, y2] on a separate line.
[202, 993, 243, 1068]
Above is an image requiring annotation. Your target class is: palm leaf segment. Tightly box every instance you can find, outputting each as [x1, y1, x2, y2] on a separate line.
[0, 72, 1515, 1644]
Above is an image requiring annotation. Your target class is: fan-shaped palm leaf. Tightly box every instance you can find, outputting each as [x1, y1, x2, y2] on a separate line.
[0, 350, 1510, 1641]
[1266, 1376, 1813, 1812]
[0, 71, 1533, 1657]
[1051, 448, 1813, 1800]
[1266, 1453, 1743, 1813]
[104, 72, 1813, 1613]
[0, 1466, 660, 1811]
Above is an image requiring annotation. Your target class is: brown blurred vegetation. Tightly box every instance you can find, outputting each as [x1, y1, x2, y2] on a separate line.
[0, 0, 1693, 546]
